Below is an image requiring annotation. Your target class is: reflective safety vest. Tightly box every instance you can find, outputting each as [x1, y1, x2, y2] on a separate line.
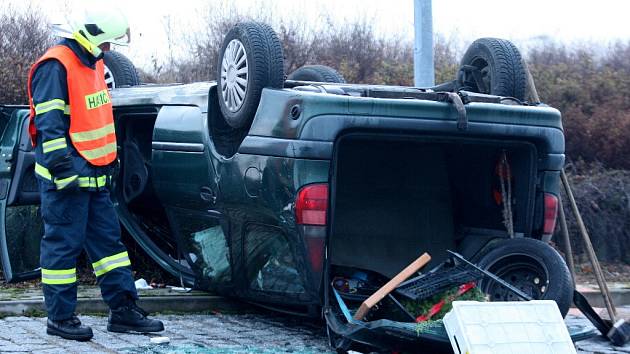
[27, 45, 117, 166]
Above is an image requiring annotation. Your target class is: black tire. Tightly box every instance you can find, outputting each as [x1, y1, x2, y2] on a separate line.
[288, 65, 346, 83]
[103, 51, 140, 89]
[476, 238, 574, 317]
[217, 22, 285, 129]
[458, 38, 527, 100]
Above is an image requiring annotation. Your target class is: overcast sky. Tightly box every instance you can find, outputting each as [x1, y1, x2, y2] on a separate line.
[8, 0, 630, 69]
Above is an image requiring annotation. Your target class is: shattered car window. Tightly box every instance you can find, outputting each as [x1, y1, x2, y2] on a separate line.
[172, 211, 231, 283]
[245, 224, 305, 294]
[6, 205, 43, 274]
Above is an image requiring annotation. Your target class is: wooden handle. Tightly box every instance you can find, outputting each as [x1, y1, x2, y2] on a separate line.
[353, 252, 431, 320]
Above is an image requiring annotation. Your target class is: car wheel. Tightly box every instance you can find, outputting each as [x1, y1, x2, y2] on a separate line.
[217, 22, 284, 129]
[476, 238, 574, 317]
[288, 65, 346, 83]
[457, 38, 527, 100]
[103, 51, 140, 89]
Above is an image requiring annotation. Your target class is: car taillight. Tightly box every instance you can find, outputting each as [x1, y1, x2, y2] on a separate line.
[296, 183, 328, 226]
[543, 193, 559, 236]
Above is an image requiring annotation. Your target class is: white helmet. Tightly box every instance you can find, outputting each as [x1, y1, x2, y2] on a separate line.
[52, 7, 130, 58]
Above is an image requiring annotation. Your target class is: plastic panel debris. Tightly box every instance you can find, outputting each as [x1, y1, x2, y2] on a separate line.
[444, 300, 576, 354]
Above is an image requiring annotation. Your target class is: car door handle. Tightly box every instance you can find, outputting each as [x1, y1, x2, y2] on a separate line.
[200, 186, 216, 204]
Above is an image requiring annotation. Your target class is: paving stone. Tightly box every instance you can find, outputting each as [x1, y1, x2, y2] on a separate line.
[0, 311, 627, 353]
[31, 349, 72, 354]
[0, 343, 29, 352]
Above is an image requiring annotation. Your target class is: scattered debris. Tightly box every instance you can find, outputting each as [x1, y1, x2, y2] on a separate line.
[353, 253, 431, 320]
[150, 336, 170, 344]
[167, 286, 191, 292]
[443, 301, 576, 354]
[401, 283, 486, 322]
[134, 278, 152, 290]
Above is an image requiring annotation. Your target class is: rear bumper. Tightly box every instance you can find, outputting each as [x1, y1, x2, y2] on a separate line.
[241, 119, 564, 170]
[324, 306, 453, 353]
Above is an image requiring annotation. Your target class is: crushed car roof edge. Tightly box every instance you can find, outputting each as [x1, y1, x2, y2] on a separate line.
[110, 81, 215, 112]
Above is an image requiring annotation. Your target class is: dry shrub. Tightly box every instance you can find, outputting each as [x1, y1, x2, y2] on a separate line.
[0, 5, 52, 104]
[528, 41, 630, 169]
[555, 163, 630, 264]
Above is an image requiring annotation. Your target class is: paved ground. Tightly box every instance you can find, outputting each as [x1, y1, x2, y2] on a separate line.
[0, 312, 628, 353]
[0, 312, 332, 353]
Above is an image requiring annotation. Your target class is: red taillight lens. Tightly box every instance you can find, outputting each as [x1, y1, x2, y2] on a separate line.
[296, 184, 328, 225]
[543, 193, 559, 235]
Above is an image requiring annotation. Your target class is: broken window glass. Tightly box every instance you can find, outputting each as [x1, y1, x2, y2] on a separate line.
[170, 210, 231, 284]
[5, 205, 43, 274]
[245, 224, 305, 294]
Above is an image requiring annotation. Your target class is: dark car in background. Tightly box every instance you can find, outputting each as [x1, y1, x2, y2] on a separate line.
[0, 22, 577, 352]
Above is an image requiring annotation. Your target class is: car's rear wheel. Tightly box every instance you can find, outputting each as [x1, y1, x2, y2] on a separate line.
[103, 51, 140, 89]
[476, 238, 574, 317]
[217, 22, 284, 129]
[457, 38, 527, 100]
[288, 65, 346, 83]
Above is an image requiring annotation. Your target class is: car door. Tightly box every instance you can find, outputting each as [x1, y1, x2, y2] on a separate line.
[0, 105, 44, 282]
[151, 105, 232, 291]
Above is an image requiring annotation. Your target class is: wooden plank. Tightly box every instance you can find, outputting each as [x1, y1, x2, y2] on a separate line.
[353, 252, 431, 320]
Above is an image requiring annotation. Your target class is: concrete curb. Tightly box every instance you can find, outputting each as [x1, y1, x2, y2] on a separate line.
[0, 295, 249, 316]
[579, 289, 630, 308]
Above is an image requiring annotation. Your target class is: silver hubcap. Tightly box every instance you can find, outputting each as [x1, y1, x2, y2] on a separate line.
[220, 39, 248, 112]
[104, 64, 115, 89]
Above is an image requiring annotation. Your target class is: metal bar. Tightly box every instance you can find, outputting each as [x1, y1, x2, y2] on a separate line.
[561, 169, 617, 322]
[413, 0, 434, 87]
[447, 250, 533, 301]
[557, 194, 577, 282]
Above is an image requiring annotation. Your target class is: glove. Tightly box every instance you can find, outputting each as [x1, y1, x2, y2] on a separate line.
[49, 155, 80, 192]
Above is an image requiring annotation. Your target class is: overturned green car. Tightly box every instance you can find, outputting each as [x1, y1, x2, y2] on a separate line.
[0, 22, 585, 352]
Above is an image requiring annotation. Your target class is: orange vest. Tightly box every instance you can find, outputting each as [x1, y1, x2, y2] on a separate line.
[27, 45, 117, 166]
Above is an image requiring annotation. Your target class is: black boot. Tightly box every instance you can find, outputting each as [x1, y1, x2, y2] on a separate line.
[47, 315, 93, 341]
[107, 302, 164, 333]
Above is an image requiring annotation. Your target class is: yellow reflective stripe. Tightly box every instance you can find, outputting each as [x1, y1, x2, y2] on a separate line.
[42, 268, 75, 275]
[92, 251, 131, 277]
[79, 142, 117, 160]
[42, 138, 67, 154]
[54, 175, 78, 189]
[64, 105, 70, 115]
[35, 163, 52, 180]
[35, 163, 109, 188]
[42, 137, 66, 148]
[34, 99, 66, 115]
[41, 268, 76, 285]
[71, 123, 115, 143]
[78, 175, 108, 188]
[42, 276, 77, 285]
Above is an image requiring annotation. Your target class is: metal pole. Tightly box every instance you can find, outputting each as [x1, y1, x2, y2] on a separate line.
[414, 0, 434, 87]
[561, 169, 617, 323]
[557, 194, 576, 282]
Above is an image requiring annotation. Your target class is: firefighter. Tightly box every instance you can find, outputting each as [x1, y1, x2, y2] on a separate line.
[27, 8, 163, 341]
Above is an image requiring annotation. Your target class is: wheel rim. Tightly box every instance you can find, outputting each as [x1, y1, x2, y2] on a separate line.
[104, 64, 115, 89]
[482, 254, 550, 302]
[220, 39, 248, 112]
[470, 57, 491, 94]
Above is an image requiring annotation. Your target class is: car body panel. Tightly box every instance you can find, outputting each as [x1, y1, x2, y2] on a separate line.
[111, 82, 213, 112]
[0, 105, 43, 282]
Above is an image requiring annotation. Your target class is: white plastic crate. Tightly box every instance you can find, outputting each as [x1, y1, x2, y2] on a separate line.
[443, 300, 576, 354]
